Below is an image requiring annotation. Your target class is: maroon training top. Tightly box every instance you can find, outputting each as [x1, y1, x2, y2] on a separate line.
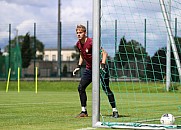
[76, 38, 92, 70]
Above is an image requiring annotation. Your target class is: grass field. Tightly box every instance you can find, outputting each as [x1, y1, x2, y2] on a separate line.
[0, 80, 181, 130]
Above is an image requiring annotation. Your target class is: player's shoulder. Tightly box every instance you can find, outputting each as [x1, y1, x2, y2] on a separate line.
[76, 41, 81, 49]
[85, 38, 92, 46]
[87, 37, 92, 42]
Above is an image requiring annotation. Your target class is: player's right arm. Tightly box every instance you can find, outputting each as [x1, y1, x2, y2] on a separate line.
[73, 53, 83, 76]
[78, 53, 84, 66]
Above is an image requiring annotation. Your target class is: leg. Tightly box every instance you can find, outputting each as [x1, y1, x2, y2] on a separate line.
[100, 67, 119, 118]
[100, 67, 116, 108]
[77, 69, 92, 117]
[78, 69, 92, 107]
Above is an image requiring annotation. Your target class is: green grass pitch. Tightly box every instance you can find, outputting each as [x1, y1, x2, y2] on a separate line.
[0, 81, 181, 130]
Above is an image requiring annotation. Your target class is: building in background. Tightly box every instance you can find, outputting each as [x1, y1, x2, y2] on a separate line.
[22, 48, 79, 78]
[43, 48, 76, 61]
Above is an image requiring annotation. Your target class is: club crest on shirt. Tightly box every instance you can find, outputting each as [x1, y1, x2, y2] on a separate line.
[86, 48, 88, 53]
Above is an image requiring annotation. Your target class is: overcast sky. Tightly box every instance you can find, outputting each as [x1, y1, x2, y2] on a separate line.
[0, 0, 181, 57]
[0, 0, 92, 51]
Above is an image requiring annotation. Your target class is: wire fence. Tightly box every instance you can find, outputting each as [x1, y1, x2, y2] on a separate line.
[0, 21, 91, 80]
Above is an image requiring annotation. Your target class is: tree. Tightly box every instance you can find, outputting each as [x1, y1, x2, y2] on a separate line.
[114, 36, 127, 67]
[5, 32, 44, 68]
[0, 48, 2, 56]
[146, 47, 166, 80]
[6, 33, 44, 59]
[146, 36, 181, 81]
[115, 36, 147, 67]
[30, 37, 44, 60]
[171, 37, 181, 81]
[21, 33, 32, 68]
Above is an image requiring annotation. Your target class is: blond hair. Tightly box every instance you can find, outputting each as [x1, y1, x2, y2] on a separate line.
[76, 24, 86, 32]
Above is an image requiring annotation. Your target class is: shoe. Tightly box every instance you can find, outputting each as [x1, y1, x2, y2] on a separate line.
[112, 111, 119, 118]
[76, 111, 88, 118]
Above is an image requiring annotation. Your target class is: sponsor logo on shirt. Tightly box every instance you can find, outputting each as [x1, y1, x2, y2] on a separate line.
[86, 48, 88, 53]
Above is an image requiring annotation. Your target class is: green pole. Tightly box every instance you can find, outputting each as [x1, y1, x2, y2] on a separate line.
[60, 21, 62, 79]
[34, 23, 36, 81]
[8, 24, 11, 70]
[144, 18, 147, 67]
[175, 18, 177, 37]
[87, 20, 89, 37]
[144, 19, 146, 52]
[115, 20, 117, 54]
[114, 20, 118, 81]
[58, 0, 61, 79]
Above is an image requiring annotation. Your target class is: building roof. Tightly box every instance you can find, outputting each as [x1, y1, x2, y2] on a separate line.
[44, 47, 75, 51]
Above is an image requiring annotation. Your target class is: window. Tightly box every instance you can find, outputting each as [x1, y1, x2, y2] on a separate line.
[52, 55, 56, 61]
[45, 55, 49, 61]
[67, 56, 70, 61]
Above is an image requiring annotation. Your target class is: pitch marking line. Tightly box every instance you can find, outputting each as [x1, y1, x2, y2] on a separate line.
[76, 127, 96, 130]
[0, 102, 63, 106]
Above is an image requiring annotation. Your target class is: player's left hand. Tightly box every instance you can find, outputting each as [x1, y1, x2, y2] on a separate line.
[73, 65, 81, 76]
[100, 63, 106, 74]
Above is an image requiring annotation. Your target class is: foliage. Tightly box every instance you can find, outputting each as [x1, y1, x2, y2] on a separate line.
[171, 37, 181, 81]
[21, 33, 32, 68]
[113, 36, 181, 81]
[146, 47, 166, 81]
[30, 36, 44, 60]
[9, 35, 44, 58]
[114, 36, 147, 68]
[0, 48, 2, 56]
[146, 37, 181, 81]
[5, 32, 44, 68]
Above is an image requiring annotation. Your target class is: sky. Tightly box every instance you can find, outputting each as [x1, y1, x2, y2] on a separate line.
[0, 0, 92, 51]
[0, 0, 181, 57]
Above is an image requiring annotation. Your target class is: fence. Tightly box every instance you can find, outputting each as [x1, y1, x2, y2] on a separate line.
[0, 21, 91, 80]
[0, 18, 180, 81]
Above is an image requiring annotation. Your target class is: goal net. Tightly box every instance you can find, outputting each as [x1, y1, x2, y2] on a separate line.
[92, 0, 181, 129]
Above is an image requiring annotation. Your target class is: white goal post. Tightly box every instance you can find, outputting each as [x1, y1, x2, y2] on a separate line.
[92, 0, 100, 127]
[159, 0, 181, 84]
